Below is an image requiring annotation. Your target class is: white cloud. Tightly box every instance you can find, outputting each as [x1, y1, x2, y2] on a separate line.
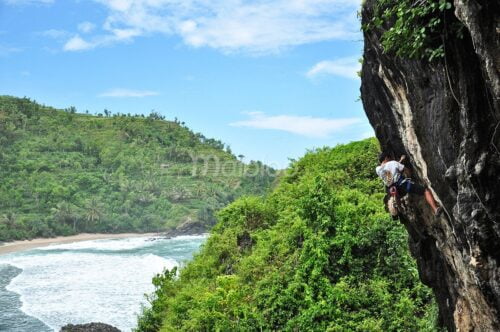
[230, 111, 361, 138]
[0, 45, 22, 56]
[62, 28, 141, 51]
[3, 0, 53, 5]
[307, 56, 361, 80]
[63, 36, 95, 51]
[78, 22, 96, 34]
[62, 0, 361, 53]
[39, 29, 70, 39]
[98, 88, 159, 98]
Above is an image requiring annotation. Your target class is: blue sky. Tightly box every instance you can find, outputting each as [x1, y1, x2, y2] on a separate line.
[0, 0, 372, 168]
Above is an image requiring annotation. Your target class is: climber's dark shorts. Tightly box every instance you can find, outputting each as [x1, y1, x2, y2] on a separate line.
[386, 179, 426, 196]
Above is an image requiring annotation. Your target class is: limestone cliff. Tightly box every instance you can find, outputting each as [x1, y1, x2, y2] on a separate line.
[360, 0, 499, 330]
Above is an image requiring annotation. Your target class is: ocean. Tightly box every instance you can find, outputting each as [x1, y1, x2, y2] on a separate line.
[0, 235, 207, 332]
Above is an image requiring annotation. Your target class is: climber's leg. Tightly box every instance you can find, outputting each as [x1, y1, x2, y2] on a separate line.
[424, 189, 440, 215]
[406, 181, 442, 216]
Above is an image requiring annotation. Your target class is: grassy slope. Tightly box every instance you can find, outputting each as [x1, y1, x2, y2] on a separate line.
[0, 96, 275, 241]
[137, 139, 439, 332]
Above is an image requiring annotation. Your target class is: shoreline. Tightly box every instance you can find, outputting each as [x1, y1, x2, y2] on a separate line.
[0, 233, 160, 256]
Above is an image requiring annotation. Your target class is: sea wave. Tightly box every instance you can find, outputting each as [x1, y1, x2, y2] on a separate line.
[36, 236, 161, 252]
[0, 235, 206, 331]
[35, 234, 208, 252]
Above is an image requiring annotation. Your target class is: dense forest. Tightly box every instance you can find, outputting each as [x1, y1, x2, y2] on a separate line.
[0, 96, 275, 241]
[137, 139, 440, 331]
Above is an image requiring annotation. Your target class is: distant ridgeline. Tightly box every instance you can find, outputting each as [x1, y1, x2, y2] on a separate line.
[0, 96, 275, 241]
[137, 139, 440, 331]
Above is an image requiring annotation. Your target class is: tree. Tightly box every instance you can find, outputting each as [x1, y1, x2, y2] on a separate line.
[0, 96, 273, 241]
[85, 198, 103, 228]
[148, 111, 165, 121]
[1, 212, 17, 228]
[51, 201, 78, 231]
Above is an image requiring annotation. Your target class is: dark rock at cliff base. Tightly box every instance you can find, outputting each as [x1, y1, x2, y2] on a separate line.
[360, 0, 499, 331]
[162, 218, 207, 239]
[60, 322, 121, 332]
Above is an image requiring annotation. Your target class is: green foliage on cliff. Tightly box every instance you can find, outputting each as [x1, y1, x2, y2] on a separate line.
[364, 0, 462, 61]
[137, 139, 439, 331]
[0, 96, 275, 241]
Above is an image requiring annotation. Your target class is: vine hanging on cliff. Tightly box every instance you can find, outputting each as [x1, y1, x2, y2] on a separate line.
[363, 0, 463, 61]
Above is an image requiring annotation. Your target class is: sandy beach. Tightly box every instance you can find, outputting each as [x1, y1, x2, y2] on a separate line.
[0, 233, 160, 255]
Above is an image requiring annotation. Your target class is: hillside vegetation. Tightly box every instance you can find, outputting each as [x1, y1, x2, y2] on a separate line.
[0, 96, 275, 241]
[137, 139, 439, 331]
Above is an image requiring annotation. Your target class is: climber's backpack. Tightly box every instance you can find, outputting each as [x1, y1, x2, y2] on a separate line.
[381, 169, 402, 187]
[385, 177, 413, 219]
[387, 185, 399, 218]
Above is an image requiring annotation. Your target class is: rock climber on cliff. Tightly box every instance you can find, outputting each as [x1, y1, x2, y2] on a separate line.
[376, 152, 443, 218]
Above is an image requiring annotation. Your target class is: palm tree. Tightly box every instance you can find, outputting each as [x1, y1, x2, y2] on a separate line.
[1, 212, 17, 228]
[85, 198, 103, 228]
[101, 171, 113, 185]
[237, 155, 245, 175]
[52, 201, 78, 231]
[145, 179, 161, 196]
[122, 199, 133, 215]
[119, 178, 133, 200]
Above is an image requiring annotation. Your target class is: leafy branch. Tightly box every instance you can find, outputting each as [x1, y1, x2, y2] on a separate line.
[364, 0, 462, 61]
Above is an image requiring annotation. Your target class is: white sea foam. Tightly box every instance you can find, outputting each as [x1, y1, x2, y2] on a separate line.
[36, 234, 207, 252]
[37, 236, 161, 251]
[168, 234, 208, 241]
[0, 235, 206, 331]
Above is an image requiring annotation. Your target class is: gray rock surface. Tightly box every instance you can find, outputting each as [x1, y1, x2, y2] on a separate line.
[162, 217, 206, 238]
[360, 0, 499, 330]
[60, 322, 121, 332]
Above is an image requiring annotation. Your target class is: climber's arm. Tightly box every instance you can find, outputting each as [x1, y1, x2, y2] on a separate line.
[398, 155, 413, 178]
[397, 155, 412, 177]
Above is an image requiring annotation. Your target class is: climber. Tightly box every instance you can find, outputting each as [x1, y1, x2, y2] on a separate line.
[376, 152, 443, 217]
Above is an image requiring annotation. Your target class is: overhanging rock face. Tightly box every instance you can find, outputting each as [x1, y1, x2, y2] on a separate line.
[360, 0, 499, 330]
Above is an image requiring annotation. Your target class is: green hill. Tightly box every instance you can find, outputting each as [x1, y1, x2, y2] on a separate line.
[0, 96, 275, 241]
[137, 139, 439, 331]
